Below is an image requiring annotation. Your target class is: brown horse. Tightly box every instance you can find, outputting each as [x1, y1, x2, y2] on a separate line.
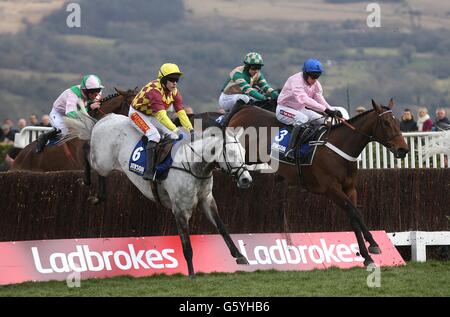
[11, 88, 137, 172]
[223, 98, 409, 266]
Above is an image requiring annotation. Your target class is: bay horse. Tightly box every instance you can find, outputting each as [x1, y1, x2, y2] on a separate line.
[224, 98, 409, 266]
[11, 88, 137, 172]
[62, 113, 253, 277]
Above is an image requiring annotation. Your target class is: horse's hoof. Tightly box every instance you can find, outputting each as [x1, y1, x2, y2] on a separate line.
[364, 259, 375, 267]
[369, 246, 382, 255]
[188, 274, 196, 279]
[236, 256, 249, 265]
[88, 196, 100, 205]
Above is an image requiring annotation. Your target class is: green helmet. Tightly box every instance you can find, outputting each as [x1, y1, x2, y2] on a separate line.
[243, 52, 264, 66]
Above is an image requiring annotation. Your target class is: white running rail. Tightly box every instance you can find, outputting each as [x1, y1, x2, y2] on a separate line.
[358, 132, 448, 169]
[14, 127, 53, 149]
[388, 231, 450, 262]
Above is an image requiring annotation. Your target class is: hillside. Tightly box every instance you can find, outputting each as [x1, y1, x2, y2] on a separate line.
[0, 0, 64, 34]
[0, 0, 449, 121]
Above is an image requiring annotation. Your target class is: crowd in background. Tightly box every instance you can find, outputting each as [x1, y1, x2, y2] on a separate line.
[0, 114, 52, 145]
[354, 106, 450, 132]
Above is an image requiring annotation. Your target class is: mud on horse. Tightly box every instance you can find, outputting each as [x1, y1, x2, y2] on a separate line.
[224, 98, 409, 266]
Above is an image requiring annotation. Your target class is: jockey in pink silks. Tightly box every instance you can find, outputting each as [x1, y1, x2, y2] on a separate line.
[276, 58, 343, 158]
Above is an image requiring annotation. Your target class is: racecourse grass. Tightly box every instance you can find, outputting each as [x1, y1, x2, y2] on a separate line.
[0, 261, 449, 297]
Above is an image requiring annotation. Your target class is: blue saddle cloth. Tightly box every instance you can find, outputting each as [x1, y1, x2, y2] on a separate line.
[128, 139, 176, 180]
[270, 126, 326, 165]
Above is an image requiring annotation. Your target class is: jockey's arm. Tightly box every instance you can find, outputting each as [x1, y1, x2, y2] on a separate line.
[154, 110, 178, 132]
[233, 72, 266, 101]
[175, 110, 193, 131]
[313, 87, 332, 110]
[172, 91, 193, 131]
[257, 73, 277, 98]
[293, 85, 327, 113]
[65, 97, 79, 118]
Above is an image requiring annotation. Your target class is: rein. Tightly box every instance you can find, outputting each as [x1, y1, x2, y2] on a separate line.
[334, 109, 401, 148]
[169, 135, 248, 181]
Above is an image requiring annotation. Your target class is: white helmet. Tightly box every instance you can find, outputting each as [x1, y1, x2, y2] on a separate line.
[81, 74, 104, 90]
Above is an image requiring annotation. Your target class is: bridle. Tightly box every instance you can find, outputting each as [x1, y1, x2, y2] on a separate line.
[93, 91, 134, 117]
[170, 133, 249, 181]
[335, 109, 402, 149]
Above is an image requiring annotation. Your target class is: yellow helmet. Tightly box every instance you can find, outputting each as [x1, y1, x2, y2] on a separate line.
[158, 63, 184, 79]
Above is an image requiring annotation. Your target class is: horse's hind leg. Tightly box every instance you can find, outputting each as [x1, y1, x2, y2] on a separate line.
[83, 143, 92, 186]
[200, 195, 248, 265]
[328, 187, 374, 266]
[173, 209, 195, 278]
[346, 187, 381, 255]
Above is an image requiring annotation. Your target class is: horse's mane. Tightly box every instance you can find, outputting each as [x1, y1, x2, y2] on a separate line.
[331, 106, 390, 129]
[100, 93, 120, 103]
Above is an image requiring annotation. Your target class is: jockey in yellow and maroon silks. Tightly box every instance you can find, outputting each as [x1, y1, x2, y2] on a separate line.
[129, 63, 193, 181]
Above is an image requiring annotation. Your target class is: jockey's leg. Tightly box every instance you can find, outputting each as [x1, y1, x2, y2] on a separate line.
[36, 109, 64, 153]
[219, 93, 251, 127]
[276, 105, 308, 159]
[129, 108, 160, 180]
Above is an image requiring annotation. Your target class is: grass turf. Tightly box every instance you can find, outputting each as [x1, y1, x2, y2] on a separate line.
[0, 261, 449, 297]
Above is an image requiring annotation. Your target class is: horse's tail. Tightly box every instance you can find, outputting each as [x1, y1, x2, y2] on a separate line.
[59, 113, 98, 144]
[422, 131, 450, 159]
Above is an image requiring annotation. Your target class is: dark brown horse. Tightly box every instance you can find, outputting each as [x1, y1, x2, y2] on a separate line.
[11, 88, 137, 172]
[202, 98, 406, 266]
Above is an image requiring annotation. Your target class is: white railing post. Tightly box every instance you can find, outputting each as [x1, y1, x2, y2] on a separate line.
[14, 127, 53, 149]
[358, 132, 447, 169]
[411, 231, 427, 262]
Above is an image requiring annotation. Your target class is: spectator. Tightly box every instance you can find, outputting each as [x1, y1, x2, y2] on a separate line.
[184, 106, 194, 114]
[29, 114, 39, 126]
[4, 119, 14, 128]
[400, 108, 418, 132]
[1, 124, 15, 144]
[40, 114, 52, 127]
[17, 118, 27, 131]
[417, 107, 433, 132]
[355, 106, 367, 115]
[433, 108, 450, 131]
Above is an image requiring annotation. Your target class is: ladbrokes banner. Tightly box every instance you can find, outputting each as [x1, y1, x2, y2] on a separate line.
[0, 231, 403, 285]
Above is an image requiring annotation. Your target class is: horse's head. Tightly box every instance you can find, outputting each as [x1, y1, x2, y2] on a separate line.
[218, 127, 253, 189]
[97, 87, 138, 117]
[370, 99, 409, 159]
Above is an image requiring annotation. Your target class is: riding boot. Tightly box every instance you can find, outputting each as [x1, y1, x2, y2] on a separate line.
[285, 124, 304, 159]
[143, 141, 157, 181]
[222, 99, 247, 127]
[35, 128, 61, 153]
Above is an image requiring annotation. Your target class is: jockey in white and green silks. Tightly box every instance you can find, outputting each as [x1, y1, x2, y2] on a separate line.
[35, 74, 104, 153]
[219, 52, 279, 112]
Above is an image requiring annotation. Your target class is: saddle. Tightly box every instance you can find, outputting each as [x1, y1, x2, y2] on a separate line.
[271, 124, 327, 165]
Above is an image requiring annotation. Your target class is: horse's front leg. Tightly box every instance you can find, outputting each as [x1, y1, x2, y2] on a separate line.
[345, 186, 381, 255]
[87, 175, 107, 205]
[200, 195, 248, 265]
[327, 186, 375, 266]
[173, 207, 195, 278]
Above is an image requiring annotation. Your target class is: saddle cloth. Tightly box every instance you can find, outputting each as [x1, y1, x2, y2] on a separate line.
[270, 125, 327, 165]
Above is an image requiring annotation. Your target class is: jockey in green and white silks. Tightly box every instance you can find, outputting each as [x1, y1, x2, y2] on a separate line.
[219, 52, 278, 112]
[35, 75, 104, 153]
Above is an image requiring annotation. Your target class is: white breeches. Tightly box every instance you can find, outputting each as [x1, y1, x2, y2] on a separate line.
[218, 92, 256, 112]
[128, 107, 178, 143]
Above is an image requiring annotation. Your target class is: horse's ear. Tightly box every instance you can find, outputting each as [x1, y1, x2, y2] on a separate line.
[114, 87, 125, 95]
[388, 98, 394, 109]
[371, 99, 382, 111]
